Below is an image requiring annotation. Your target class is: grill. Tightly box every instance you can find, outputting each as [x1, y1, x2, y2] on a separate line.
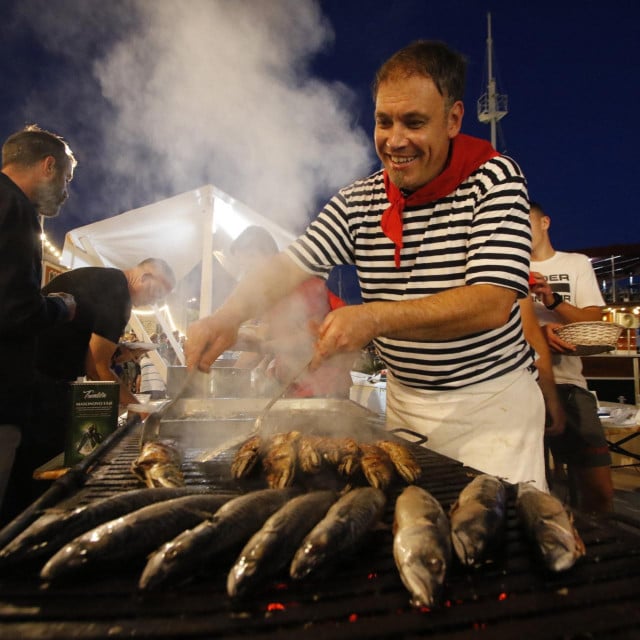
[1, 398, 640, 639]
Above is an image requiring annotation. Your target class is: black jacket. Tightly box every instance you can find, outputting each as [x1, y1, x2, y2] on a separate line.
[0, 173, 69, 426]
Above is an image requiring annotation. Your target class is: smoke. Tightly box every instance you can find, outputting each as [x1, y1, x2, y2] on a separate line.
[15, 0, 375, 236]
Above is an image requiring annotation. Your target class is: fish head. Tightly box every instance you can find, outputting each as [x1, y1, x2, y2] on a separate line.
[535, 518, 586, 572]
[393, 524, 448, 608]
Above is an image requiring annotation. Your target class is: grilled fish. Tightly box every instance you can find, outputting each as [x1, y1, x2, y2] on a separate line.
[40, 492, 234, 582]
[297, 435, 325, 474]
[449, 474, 507, 567]
[359, 443, 395, 490]
[289, 486, 386, 580]
[262, 431, 300, 488]
[516, 482, 586, 572]
[230, 434, 262, 479]
[376, 440, 421, 484]
[227, 490, 337, 598]
[0, 487, 203, 569]
[139, 487, 300, 590]
[393, 485, 451, 608]
[131, 439, 185, 488]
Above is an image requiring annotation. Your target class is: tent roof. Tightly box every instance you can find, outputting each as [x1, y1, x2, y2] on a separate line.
[62, 184, 296, 282]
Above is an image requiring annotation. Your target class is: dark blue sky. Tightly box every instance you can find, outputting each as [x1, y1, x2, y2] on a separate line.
[1, 0, 638, 253]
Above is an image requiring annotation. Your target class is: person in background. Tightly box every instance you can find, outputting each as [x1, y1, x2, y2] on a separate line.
[529, 202, 613, 513]
[3, 258, 175, 521]
[137, 351, 167, 400]
[230, 226, 354, 398]
[187, 41, 547, 488]
[0, 125, 76, 521]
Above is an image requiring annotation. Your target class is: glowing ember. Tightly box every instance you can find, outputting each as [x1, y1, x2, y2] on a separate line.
[367, 572, 378, 580]
[348, 613, 358, 623]
[266, 603, 286, 612]
[498, 592, 508, 601]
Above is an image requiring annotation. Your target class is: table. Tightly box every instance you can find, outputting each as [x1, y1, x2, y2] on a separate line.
[599, 400, 640, 467]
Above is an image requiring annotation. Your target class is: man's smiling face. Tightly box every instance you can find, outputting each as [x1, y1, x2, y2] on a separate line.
[374, 73, 463, 192]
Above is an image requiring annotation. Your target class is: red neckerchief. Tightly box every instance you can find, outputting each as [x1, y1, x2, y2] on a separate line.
[381, 134, 499, 267]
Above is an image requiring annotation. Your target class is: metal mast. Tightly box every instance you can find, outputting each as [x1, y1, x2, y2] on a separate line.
[477, 12, 508, 149]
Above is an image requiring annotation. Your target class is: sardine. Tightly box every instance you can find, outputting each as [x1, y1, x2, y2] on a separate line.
[230, 434, 262, 479]
[262, 431, 300, 488]
[449, 474, 507, 567]
[297, 435, 324, 474]
[516, 482, 586, 572]
[289, 486, 386, 580]
[0, 487, 202, 569]
[359, 443, 395, 490]
[139, 487, 300, 590]
[131, 439, 185, 488]
[227, 490, 337, 598]
[393, 485, 451, 608]
[40, 492, 234, 582]
[376, 440, 421, 484]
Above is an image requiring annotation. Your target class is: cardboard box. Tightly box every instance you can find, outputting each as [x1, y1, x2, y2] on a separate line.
[64, 381, 119, 466]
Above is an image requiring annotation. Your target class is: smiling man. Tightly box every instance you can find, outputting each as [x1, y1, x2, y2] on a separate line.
[187, 41, 544, 488]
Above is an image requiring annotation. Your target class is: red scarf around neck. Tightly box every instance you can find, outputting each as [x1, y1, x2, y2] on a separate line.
[381, 134, 499, 268]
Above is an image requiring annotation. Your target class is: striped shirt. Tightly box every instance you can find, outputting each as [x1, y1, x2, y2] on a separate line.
[285, 155, 534, 390]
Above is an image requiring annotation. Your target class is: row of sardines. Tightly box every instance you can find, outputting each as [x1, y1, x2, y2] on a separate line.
[0, 437, 585, 608]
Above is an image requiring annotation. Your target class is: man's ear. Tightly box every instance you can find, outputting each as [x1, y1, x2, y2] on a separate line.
[42, 155, 56, 176]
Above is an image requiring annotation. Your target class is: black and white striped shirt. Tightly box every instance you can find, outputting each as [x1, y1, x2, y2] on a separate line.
[285, 155, 534, 390]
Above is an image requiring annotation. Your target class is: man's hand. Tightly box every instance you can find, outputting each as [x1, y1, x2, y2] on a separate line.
[185, 312, 241, 372]
[541, 322, 577, 354]
[311, 305, 378, 369]
[528, 271, 556, 308]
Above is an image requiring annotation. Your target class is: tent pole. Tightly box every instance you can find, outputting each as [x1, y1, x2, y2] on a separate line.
[199, 190, 214, 319]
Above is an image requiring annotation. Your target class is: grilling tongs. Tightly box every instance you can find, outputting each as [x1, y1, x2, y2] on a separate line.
[140, 368, 199, 444]
[252, 357, 312, 433]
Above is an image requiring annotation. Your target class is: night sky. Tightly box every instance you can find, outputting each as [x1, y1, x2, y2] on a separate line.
[1, 0, 638, 253]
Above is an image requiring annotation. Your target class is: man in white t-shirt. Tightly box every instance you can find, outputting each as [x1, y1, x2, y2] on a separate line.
[529, 202, 613, 512]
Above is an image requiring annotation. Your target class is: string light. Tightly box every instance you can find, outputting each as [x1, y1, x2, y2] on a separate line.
[40, 232, 63, 261]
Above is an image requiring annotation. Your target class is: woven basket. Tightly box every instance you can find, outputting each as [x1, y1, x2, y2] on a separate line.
[554, 321, 624, 356]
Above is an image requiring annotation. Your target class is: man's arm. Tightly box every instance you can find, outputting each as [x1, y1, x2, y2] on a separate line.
[186, 253, 310, 371]
[519, 297, 565, 436]
[86, 333, 139, 406]
[530, 270, 603, 352]
[313, 284, 517, 362]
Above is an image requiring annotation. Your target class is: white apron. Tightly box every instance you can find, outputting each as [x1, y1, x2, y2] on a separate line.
[385, 368, 548, 491]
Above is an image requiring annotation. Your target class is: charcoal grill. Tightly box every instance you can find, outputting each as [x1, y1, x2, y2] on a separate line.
[1, 398, 640, 639]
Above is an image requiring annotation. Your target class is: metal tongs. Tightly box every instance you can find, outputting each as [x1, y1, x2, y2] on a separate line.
[252, 358, 312, 433]
[140, 368, 199, 444]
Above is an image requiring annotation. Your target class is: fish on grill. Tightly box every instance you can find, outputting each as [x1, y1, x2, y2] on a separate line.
[39, 492, 235, 582]
[449, 474, 507, 567]
[297, 435, 325, 474]
[358, 443, 395, 490]
[0, 487, 205, 569]
[139, 487, 300, 591]
[230, 434, 262, 479]
[262, 431, 301, 488]
[393, 485, 451, 608]
[375, 440, 421, 483]
[516, 482, 586, 572]
[289, 486, 386, 580]
[227, 490, 337, 598]
[131, 439, 185, 488]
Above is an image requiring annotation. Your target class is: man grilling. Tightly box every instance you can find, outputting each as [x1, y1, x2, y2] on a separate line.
[186, 40, 546, 488]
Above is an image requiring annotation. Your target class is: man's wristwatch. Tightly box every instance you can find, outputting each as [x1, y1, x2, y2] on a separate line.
[545, 292, 563, 310]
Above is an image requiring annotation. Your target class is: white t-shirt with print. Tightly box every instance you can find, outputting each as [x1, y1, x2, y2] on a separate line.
[531, 251, 604, 388]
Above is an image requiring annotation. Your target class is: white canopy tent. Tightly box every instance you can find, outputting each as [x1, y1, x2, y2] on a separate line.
[61, 184, 296, 378]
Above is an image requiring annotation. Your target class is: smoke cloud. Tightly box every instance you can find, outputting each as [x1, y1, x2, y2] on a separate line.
[15, 0, 375, 238]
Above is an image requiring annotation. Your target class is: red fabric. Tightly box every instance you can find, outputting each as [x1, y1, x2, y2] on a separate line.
[327, 289, 346, 310]
[381, 134, 499, 267]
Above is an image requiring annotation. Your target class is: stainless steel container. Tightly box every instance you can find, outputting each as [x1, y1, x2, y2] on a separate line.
[167, 365, 254, 398]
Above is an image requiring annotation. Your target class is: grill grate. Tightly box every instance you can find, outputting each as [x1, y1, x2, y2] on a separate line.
[1, 419, 640, 639]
